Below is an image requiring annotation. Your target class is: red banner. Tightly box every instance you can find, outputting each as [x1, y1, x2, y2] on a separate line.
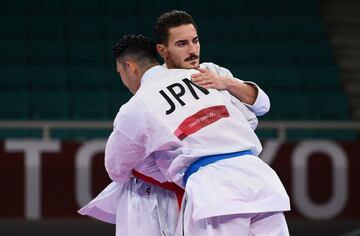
[0, 139, 359, 220]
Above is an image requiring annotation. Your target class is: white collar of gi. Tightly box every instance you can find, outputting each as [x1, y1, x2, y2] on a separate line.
[161, 62, 203, 69]
[140, 65, 167, 86]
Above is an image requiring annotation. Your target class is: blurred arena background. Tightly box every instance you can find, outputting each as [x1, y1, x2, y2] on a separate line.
[0, 0, 360, 235]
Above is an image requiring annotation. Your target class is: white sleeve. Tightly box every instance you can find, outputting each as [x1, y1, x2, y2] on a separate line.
[241, 81, 270, 116]
[220, 90, 258, 130]
[231, 95, 258, 130]
[201, 62, 270, 116]
[104, 128, 146, 183]
[105, 98, 169, 183]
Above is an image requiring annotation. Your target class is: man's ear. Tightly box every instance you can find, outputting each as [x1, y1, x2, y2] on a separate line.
[156, 44, 167, 60]
[125, 61, 136, 74]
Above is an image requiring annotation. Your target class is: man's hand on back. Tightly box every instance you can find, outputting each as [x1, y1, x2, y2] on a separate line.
[191, 68, 230, 90]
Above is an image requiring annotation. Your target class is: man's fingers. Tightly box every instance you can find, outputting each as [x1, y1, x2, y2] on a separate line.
[192, 68, 210, 78]
[193, 80, 212, 86]
[191, 76, 205, 82]
[192, 75, 209, 82]
[191, 72, 209, 79]
[191, 73, 202, 78]
[191, 77, 206, 83]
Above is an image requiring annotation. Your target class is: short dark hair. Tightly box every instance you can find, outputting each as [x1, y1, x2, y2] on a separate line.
[153, 10, 197, 45]
[113, 34, 158, 65]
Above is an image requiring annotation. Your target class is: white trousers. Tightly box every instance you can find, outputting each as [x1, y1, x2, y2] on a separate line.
[78, 179, 179, 236]
[176, 197, 289, 236]
[115, 178, 179, 236]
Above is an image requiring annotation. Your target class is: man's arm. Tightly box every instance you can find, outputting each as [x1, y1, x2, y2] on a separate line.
[104, 129, 146, 183]
[192, 63, 270, 116]
[192, 67, 257, 104]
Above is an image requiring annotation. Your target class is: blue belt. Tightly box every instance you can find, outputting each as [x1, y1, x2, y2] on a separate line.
[183, 150, 252, 185]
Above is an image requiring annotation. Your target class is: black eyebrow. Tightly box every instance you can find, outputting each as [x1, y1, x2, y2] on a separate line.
[175, 40, 188, 45]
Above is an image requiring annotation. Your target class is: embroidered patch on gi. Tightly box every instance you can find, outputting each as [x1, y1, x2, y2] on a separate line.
[174, 105, 229, 140]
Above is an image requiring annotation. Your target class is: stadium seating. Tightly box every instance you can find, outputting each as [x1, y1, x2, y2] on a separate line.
[70, 91, 110, 120]
[28, 17, 64, 40]
[0, 40, 28, 65]
[30, 92, 69, 120]
[0, 66, 29, 91]
[66, 41, 104, 65]
[0, 0, 354, 140]
[0, 0, 30, 15]
[0, 92, 29, 120]
[0, 16, 27, 39]
[29, 41, 67, 65]
[231, 65, 341, 93]
[67, 66, 107, 91]
[101, 0, 137, 16]
[302, 66, 342, 91]
[30, 65, 67, 91]
[65, 17, 103, 40]
[64, 0, 101, 16]
[309, 93, 350, 120]
[268, 92, 310, 120]
[28, 0, 64, 16]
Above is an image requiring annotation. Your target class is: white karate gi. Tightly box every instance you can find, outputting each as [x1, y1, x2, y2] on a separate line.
[104, 65, 290, 235]
[79, 62, 270, 236]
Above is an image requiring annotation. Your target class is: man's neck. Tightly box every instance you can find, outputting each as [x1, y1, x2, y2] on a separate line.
[140, 62, 160, 77]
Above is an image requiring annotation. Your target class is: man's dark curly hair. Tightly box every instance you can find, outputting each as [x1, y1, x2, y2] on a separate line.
[113, 34, 158, 65]
[153, 10, 197, 45]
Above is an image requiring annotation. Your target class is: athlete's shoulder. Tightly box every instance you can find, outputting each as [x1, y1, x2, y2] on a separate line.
[200, 62, 233, 77]
[169, 67, 198, 75]
[200, 62, 218, 70]
[115, 96, 138, 118]
[160, 68, 199, 82]
[113, 95, 148, 129]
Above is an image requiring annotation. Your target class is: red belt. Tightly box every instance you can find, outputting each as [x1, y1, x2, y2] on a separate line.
[132, 170, 184, 209]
